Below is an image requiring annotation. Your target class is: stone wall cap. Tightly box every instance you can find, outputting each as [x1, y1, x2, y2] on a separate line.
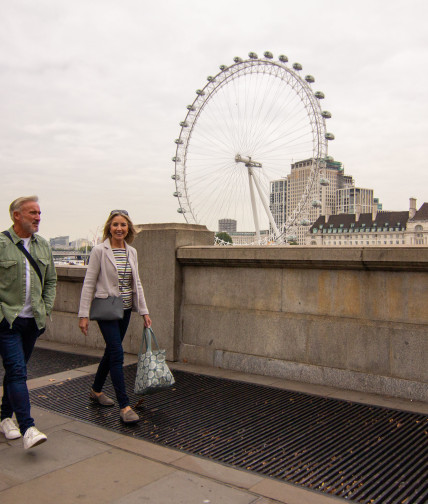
[177, 246, 428, 271]
[55, 265, 87, 281]
[136, 223, 209, 232]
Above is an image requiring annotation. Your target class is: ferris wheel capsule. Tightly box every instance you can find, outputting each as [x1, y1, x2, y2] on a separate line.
[315, 91, 325, 99]
[293, 62, 302, 71]
[171, 174, 180, 180]
[325, 132, 335, 140]
[179, 121, 188, 127]
[174, 138, 183, 144]
[207, 76, 215, 82]
[305, 75, 315, 83]
[196, 89, 205, 96]
[172, 156, 181, 162]
[312, 200, 322, 208]
[325, 155, 334, 162]
[264, 51, 273, 59]
[278, 54, 288, 62]
[248, 52, 258, 59]
[177, 208, 187, 214]
[320, 178, 330, 186]
[322, 111, 332, 119]
[233, 56, 243, 63]
[219, 64, 228, 70]
[187, 104, 196, 111]
[173, 191, 182, 197]
[300, 219, 311, 226]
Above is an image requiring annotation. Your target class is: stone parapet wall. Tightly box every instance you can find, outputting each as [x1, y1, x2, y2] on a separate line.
[177, 246, 428, 402]
[44, 225, 428, 402]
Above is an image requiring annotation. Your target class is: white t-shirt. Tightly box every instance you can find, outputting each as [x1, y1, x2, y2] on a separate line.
[18, 237, 34, 318]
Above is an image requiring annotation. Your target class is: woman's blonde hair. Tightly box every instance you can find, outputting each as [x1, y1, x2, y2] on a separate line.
[102, 211, 136, 244]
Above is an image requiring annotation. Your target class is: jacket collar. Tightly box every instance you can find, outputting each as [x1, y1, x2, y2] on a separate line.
[8, 226, 38, 244]
[102, 238, 129, 268]
[102, 238, 129, 251]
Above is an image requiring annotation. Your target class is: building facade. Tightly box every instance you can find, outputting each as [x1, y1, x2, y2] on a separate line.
[229, 230, 270, 245]
[307, 199, 428, 246]
[50, 236, 70, 248]
[406, 200, 428, 245]
[218, 219, 237, 234]
[336, 187, 374, 215]
[269, 158, 381, 244]
[270, 178, 287, 232]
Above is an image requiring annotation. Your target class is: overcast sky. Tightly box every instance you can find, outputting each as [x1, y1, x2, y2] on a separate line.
[1, 0, 427, 241]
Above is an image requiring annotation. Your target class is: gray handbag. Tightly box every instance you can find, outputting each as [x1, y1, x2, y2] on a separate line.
[89, 296, 124, 321]
[134, 327, 175, 395]
[89, 255, 129, 321]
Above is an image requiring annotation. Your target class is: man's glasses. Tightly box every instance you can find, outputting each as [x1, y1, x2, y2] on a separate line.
[110, 210, 129, 216]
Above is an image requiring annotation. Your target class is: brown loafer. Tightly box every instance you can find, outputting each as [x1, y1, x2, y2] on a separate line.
[90, 389, 114, 407]
[120, 408, 139, 423]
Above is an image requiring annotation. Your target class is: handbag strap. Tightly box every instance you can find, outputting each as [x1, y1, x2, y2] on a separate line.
[2, 230, 43, 285]
[139, 327, 160, 355]
[117, 254, 129, 292]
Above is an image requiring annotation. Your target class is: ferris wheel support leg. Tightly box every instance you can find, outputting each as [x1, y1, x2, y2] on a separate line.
[248, 169, 260, 241]
[250, 167, 281, 239]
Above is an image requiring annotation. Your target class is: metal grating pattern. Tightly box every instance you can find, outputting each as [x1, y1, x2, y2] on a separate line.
[0, 347, 99, 381]
[30, 365, 428, 504]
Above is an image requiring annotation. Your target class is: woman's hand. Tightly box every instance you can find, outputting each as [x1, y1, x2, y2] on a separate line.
[79, 317, 89, 336]
[143, 314, 152, 328]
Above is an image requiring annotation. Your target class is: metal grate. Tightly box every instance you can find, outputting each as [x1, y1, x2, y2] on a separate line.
[30, 364, 428, 504]
[0, 347, 99, 381]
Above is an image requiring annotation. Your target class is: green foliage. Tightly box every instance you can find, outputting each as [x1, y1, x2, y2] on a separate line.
[216, 232, 233, 244]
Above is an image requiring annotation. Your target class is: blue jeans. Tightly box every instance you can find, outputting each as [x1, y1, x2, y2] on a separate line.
[0, 317, 43, 434]
[92, 309, 132, 409]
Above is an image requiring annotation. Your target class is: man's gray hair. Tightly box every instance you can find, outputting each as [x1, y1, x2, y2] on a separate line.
[9, 195, 39, 221]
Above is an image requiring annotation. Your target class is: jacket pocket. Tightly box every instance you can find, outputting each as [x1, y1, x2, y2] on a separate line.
[36, 257, 49, 276]
[0, 260, 18, 289]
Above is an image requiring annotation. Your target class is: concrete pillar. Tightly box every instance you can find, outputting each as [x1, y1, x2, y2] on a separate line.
[133, 223, 214, 361]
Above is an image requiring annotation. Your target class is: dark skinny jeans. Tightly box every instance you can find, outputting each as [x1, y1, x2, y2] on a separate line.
[92, 309, 132, 409]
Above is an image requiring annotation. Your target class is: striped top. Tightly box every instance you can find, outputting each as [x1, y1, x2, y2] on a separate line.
[112, 248, 132, 309]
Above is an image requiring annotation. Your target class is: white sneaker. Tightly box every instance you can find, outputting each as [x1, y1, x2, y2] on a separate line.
[0, 418, 22, 440]
[23, 426, 47, 450]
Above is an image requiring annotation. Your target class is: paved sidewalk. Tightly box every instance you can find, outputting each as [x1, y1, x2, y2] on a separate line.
[1, 341, 427, 504]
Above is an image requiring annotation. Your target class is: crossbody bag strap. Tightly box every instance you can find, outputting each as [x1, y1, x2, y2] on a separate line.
[119, 255, 129, 290]
[2, 230, 43, 285]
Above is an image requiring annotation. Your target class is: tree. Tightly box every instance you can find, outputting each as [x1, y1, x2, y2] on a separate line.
[215, 232, 233, 244]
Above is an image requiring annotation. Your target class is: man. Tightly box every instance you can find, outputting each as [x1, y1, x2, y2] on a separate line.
[0, 196, 56, 449]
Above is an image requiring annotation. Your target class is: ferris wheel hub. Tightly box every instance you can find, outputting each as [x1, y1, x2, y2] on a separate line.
[235, 154, 262, 168]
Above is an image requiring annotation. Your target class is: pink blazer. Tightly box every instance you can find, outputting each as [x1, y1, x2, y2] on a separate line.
[78, 239, 149, 318]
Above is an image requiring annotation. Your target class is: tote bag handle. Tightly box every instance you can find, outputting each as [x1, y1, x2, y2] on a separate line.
[138, 327, 160, 355]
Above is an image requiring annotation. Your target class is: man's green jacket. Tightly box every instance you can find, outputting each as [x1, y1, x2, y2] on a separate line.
[0, 226, 57, 329]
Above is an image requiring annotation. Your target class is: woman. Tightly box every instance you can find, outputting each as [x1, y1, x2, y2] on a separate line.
[78, 210, 151, 423]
